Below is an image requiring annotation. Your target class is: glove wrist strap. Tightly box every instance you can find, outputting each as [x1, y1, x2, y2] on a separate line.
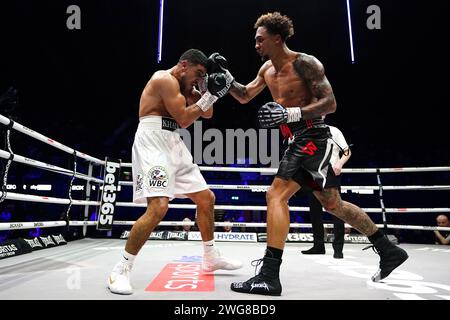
[287, 107, 302, 123]
[224, 70, 235, 85]
[196, 91, 217, 112]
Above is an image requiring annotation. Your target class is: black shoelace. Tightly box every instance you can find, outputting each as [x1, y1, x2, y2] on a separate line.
[362, 245, 380, 255]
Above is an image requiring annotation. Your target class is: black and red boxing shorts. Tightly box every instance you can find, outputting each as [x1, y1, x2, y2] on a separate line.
[277, 123, 341, 192]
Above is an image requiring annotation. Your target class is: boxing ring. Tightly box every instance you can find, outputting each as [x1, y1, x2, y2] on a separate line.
[1, 113, 450, 301]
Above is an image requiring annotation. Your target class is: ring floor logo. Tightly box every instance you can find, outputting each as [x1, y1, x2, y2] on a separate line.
[304, 252, 450, 300]
[145, 259, 215, 292]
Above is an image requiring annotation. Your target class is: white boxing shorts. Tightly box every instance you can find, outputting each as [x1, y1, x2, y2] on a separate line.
[132, 115, 208, 203]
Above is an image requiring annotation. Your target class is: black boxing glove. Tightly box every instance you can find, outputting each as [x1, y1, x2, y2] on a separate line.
[207, 73, 230, 98]
[207, 52, 234, 86]
[196, 73, 230, 111]
[257, 102, 302, 128]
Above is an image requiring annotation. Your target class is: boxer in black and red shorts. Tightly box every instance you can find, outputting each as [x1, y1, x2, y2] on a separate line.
[207, 12, 409, 296]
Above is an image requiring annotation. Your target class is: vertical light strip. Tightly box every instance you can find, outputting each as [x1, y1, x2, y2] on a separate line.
[157, 0, 164, 63]
[346, 0, 355, 63]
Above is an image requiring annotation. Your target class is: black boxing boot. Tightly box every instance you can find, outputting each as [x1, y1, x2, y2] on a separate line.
[230, 256, 282, 296]
[301, 244, 325, 255]
[364, 235, 408, 282]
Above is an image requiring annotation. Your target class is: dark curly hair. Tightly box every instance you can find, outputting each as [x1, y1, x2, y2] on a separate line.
[254, 12, 294, 41]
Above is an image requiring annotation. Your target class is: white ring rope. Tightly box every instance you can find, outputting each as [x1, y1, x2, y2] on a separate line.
[1, 145, 446, 192]
[2, 192, 449, 214]
[120, 163, 450, 173]
[0, 114, 104, 166]
[0, 149, 103, 184]
[4, 192, 98, 206]
[2, 220, 450, 232]
[1, 112, 448, 175]
[118, 181, 450, 191]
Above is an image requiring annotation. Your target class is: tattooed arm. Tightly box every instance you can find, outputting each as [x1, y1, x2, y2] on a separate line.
[229, 61, 270, 104]
[293, 54, 337, 119]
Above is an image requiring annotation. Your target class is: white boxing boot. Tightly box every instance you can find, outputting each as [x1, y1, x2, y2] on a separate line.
[108, 262, 133, 295]
[202, 248, 243, 272]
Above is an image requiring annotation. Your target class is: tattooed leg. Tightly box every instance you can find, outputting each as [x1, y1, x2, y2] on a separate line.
[313, 188, 378, 236]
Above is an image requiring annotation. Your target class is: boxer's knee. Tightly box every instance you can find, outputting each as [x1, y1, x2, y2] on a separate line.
[189, 189, 215, 212]
[314, 188, 341, 213]
[146, 197, 169, 220]
[197, 189, 215, 209]
[322, 199, 339, 213]
[266, 186, 285, 205]
[320, 196, 340, 213]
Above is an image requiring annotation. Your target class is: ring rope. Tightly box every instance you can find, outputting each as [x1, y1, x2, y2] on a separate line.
[0, 149, 103, 184]
[119, 163, 450, 173]
[2, 191, 449, 213]
[2, 148, 447, 192]
[0, 113, 104, 166]
[2, 220, 450, 232]
[118, 181, 450, 191]
[197, 166, 450, 173]
[1, 113, 448, 175]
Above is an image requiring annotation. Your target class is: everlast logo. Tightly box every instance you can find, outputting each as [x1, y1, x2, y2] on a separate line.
[166, 231, 187, 240]
[52, 234, 67, 245]
[97, 158, 121, 230]
[24, 238, 43, 249]
[0, 244, 18, 253]
[149, 231, 166, 239]
[40, 236, 55, 247]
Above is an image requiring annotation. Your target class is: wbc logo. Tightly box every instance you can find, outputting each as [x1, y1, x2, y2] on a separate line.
[147, 166, 169, 191]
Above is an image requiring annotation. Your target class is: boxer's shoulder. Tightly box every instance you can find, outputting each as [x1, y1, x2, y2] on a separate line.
[151, 70, 177, 84]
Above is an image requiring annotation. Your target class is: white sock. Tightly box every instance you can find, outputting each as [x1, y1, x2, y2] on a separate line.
[120, 250, 136, 267]
[203, 240, 216, 254]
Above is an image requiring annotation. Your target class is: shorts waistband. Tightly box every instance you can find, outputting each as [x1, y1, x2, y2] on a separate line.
[280, 118, 327, 138]
[139, 115, 180, 132]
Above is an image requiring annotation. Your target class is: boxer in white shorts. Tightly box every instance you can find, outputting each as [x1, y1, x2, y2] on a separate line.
[132, 115, 208, 202]
[108, 49, 242, 295]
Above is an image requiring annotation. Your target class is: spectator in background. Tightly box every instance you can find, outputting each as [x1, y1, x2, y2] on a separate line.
[182, 217, 193, 232]
[223, 219, 233, 233]
[434, 214, 450, 245]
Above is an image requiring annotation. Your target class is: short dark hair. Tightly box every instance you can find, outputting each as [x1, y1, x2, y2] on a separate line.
[254, 12, 294, 41]
[179, 49, 208, 67]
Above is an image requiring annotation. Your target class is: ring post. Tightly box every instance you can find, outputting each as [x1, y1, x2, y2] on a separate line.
[376, 168, 398, 244]
[83, 162, 94, 236]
